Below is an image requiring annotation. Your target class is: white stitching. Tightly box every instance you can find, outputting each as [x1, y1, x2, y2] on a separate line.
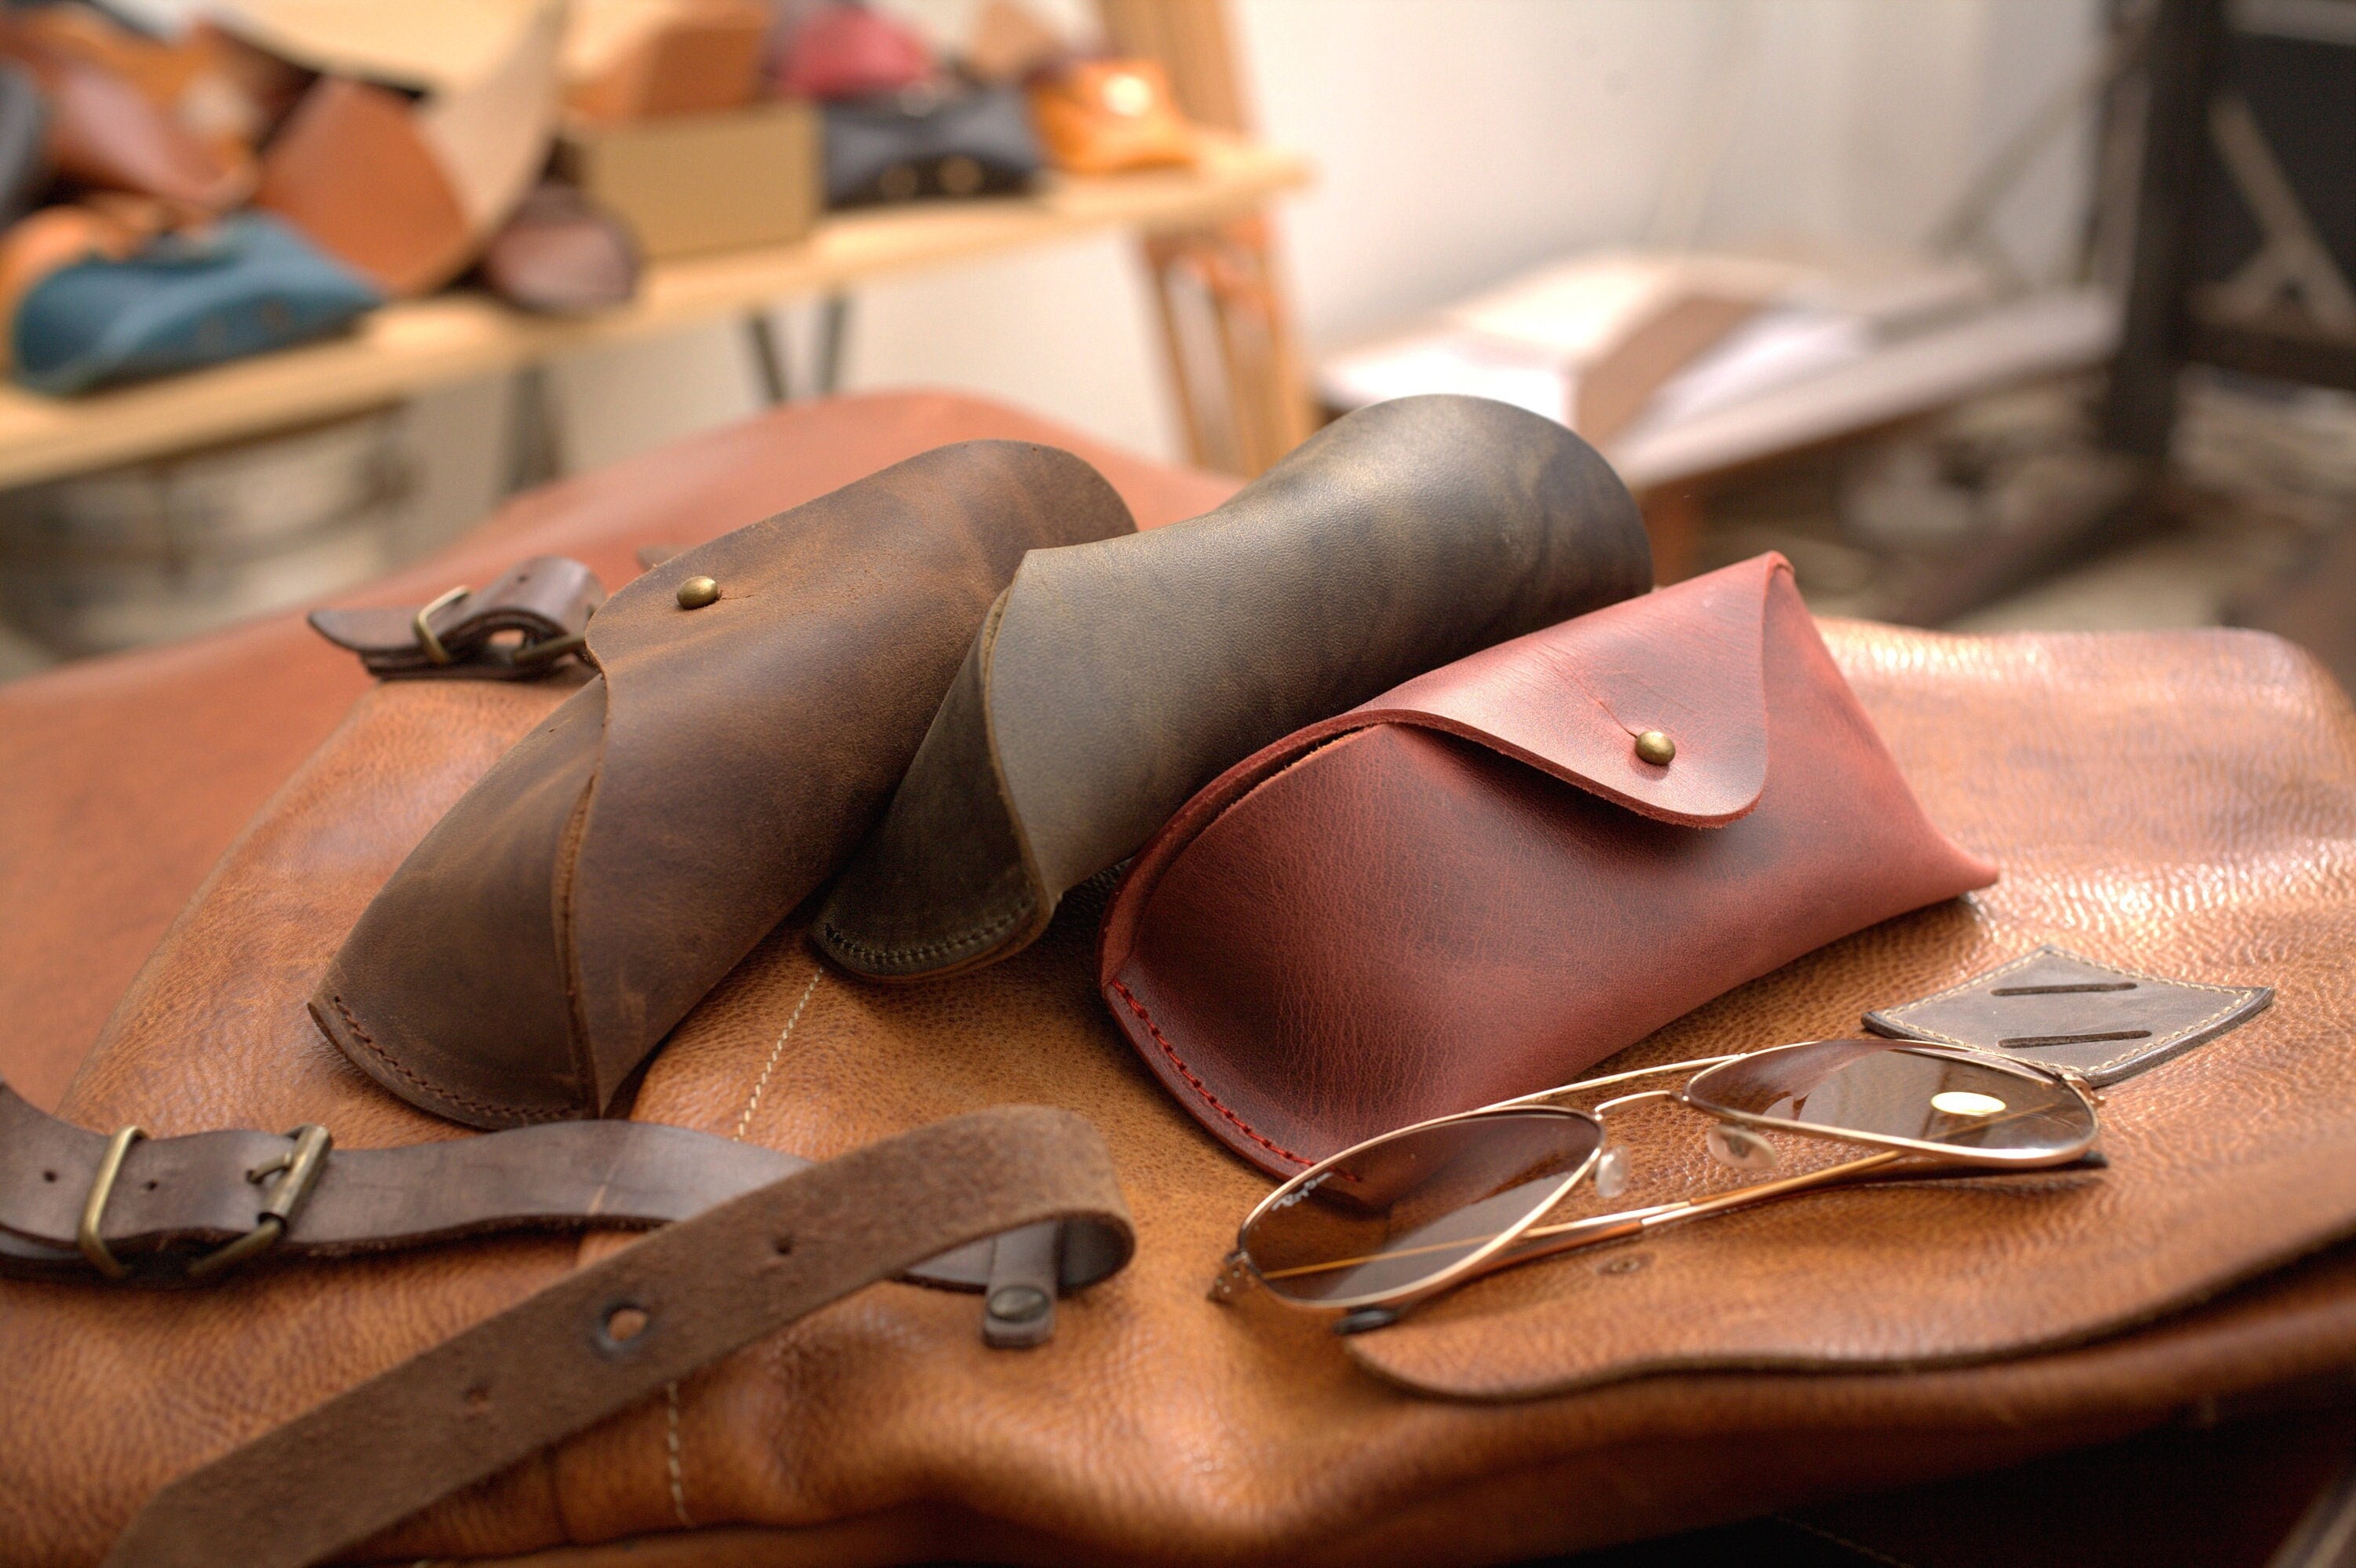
[657, 963, 826, 1532]
[1879, 946, 2255, 1072]
[1772, 1516, 1923, 1568]
[664, 1380, 692, 1528]
[732, 968, 824, 1142]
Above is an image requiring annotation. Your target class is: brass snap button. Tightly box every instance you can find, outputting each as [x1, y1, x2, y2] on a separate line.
[987, 1285, 1051, 1325]
[1633, 729, 1676, 766]
[676, 576, 721, 610]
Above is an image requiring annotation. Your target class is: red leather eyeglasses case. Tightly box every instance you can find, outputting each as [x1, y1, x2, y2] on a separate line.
[1096, 553, 1999, 1177]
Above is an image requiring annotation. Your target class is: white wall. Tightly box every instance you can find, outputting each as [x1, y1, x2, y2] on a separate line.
[550, 0, 2107, 474]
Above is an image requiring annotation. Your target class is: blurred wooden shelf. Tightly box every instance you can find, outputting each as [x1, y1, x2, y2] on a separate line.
[0, 133, 1312, 490]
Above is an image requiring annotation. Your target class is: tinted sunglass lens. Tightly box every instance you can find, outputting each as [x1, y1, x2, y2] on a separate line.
[1239, 1109, 1601, 1307]
[1685, 1040, 2093, 1159]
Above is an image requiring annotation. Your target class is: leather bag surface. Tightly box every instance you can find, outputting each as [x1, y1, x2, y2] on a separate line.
[312, 439, 1136, 1128]
[1097, 553, 1997, 1174]
[8, 396, 2356, 1567]
[14, 606, 2356, 1568]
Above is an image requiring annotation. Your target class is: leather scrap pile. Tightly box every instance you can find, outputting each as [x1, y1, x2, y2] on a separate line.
[0, 0, 1204, 396]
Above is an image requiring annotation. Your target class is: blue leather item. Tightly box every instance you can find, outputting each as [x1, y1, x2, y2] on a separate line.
[13, 214, 384, 396]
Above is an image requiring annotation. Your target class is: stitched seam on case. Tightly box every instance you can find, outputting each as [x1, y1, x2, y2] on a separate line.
[1881, 948, 2255, 1072]
[328, 995, 566, 1124]
[733, 968, 825, 1142]
[1772, 1517, 1922, 1568]
[664, 1380, 691, 1528]
[1107, 979, 1311, 1167]
[818, 902, 1027, 966]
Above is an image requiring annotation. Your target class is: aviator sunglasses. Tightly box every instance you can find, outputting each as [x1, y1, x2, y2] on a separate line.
[1210, 1037, 2105, 1332]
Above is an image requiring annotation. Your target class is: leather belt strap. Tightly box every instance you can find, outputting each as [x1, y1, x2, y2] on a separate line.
[0, 1081, 1123, 1297]
[307, 555, 605, 680]
[101, 1105, 1133, 1568]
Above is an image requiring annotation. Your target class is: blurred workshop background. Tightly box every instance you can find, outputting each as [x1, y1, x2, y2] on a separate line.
[0, 0, 2347, 690]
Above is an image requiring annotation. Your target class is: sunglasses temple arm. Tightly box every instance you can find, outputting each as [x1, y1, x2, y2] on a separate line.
[1493, 1149, 1912, 1270]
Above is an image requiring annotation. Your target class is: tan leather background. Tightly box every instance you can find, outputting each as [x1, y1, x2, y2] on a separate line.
[5, 394, 2356, 1567]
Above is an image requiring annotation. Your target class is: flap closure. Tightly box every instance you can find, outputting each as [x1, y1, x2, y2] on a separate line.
[1345, 554, 1783, 826]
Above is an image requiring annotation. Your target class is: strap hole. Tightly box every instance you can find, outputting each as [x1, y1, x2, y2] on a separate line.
[464, 1383, 492, 1410]
[774, 1236, 794, 1256]
[143, 1179, 158, 1191]
[42, 1170, 56, 1182]
[598, 1303, 651, 1351]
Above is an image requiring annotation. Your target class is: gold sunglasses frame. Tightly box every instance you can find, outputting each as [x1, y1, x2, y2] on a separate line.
[1216, 1039, 2105, 1325]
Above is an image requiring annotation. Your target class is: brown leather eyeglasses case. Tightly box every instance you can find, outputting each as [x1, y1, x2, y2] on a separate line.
[312, 439, 1136, 1128]
[1099, 553, 1998, 1175]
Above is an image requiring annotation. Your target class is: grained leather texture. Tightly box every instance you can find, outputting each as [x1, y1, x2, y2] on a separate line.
[8, 400, 2356, 1568]
[814, 393, 1654, 981]
[0, 392, 1235, 1118]
[1097, 555, 1997, 1174]
[313, 440, 1137, 1128]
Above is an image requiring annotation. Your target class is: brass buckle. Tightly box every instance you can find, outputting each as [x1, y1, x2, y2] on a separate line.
[412, 585, 469, 667]
[79, 1124, 333, 1283]
[188, 1124, 334, 1281]
[509, 629, 585, 667]
[75, 1125, 147, 1280]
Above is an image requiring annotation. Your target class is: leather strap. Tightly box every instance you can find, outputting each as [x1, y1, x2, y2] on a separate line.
[982, 1212, 1061, 1348]
[101, 1106, 1132, 1568]
[307, 555, 605, 679]
[0, 1080, 1129, 1298]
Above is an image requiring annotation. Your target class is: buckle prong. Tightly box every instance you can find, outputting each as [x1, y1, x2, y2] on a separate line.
[510, 629, 585, 667]
[186, 1124, 334, 1282]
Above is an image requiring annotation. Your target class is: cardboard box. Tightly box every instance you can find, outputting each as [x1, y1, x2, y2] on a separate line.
[557, 101, 820, 260]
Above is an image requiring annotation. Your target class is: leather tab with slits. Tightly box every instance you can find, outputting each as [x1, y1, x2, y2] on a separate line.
[1864, 945, 2275, 1086]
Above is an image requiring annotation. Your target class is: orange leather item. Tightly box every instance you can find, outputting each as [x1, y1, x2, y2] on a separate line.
[8, 396, 2356, 1566]
[1028, 59, 1195, 175]
[1, 26, 252, 211]
[1099, 554, 1997, 1175]
[254, 77, 474, 297]
[566, 0, 768, 122]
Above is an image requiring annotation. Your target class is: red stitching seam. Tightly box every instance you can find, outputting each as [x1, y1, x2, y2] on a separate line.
[1106, 978, 1311, 1167]
[328, 995, 568, 1125]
